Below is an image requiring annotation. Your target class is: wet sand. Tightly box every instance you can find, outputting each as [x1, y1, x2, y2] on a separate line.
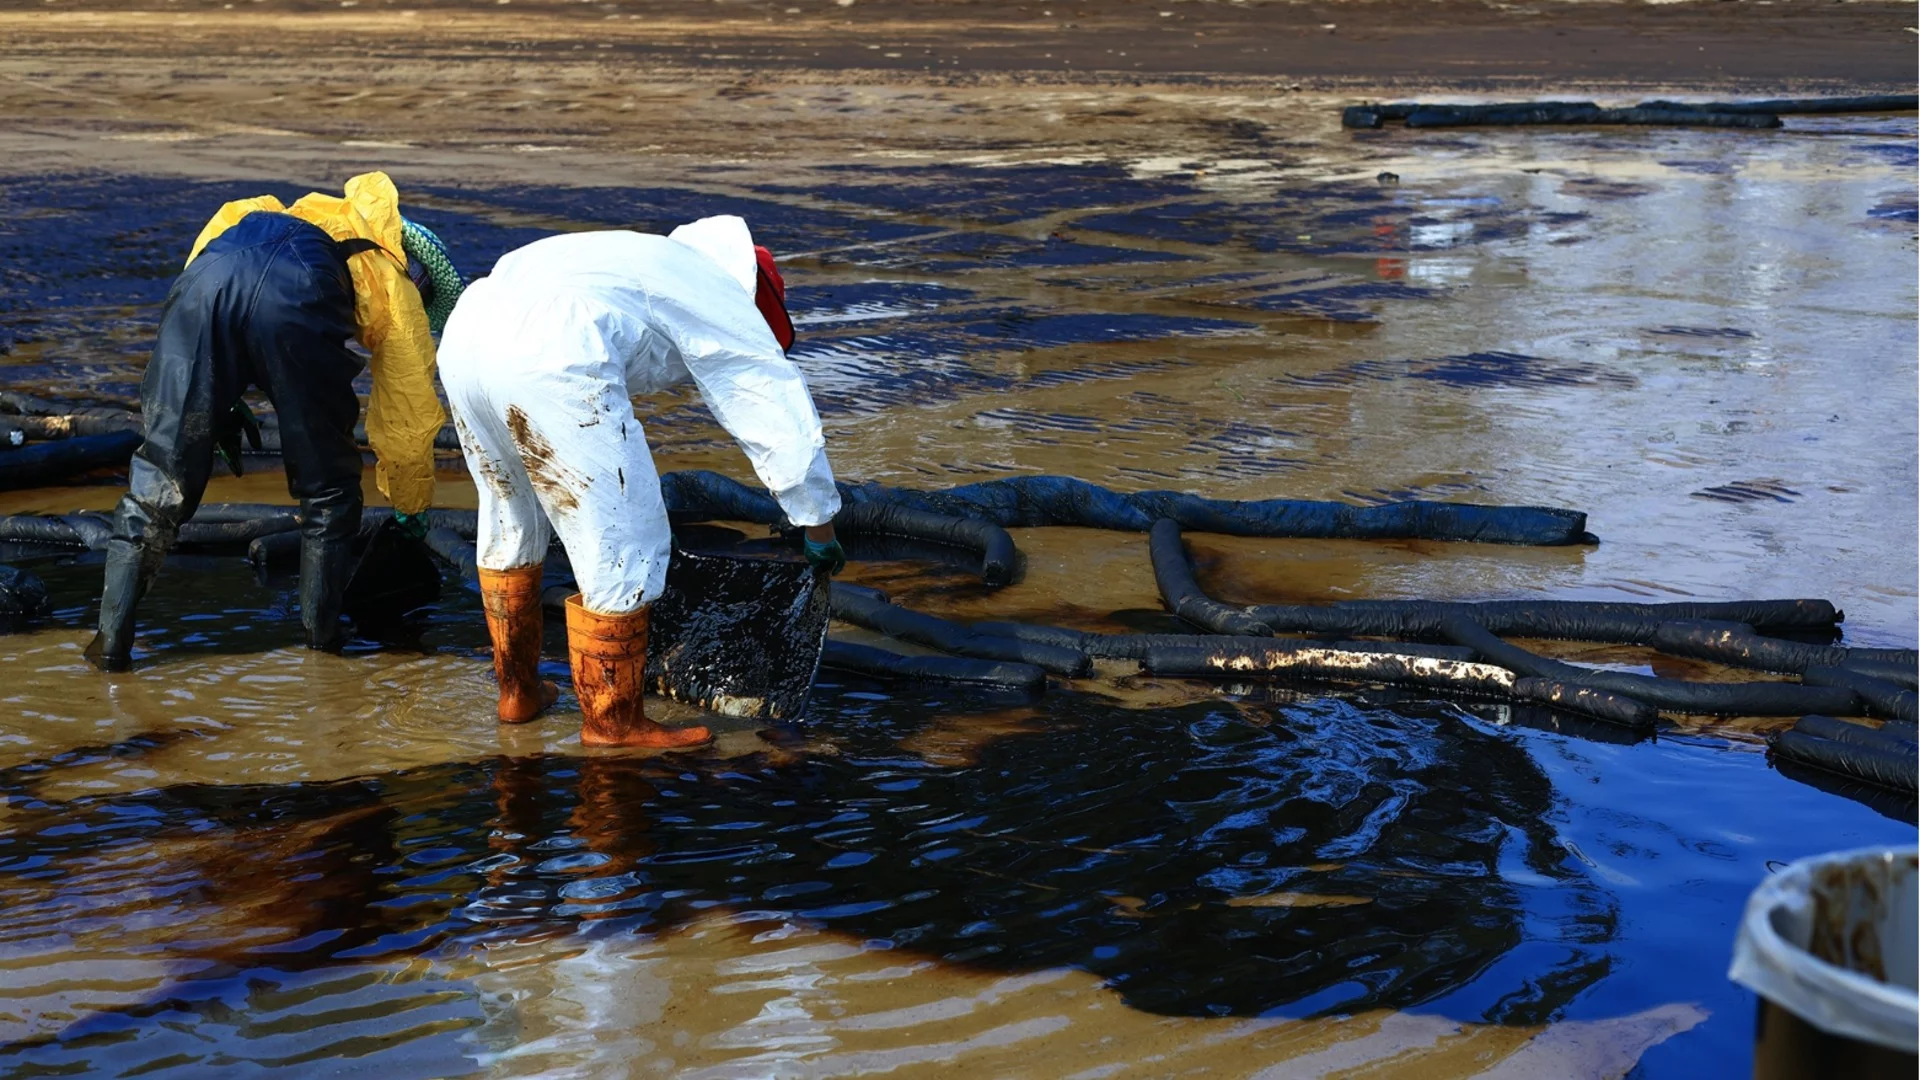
[3, 0, 1915, 93]
[0, 4, 1916, 1078]
[0, 0, 1914, 174]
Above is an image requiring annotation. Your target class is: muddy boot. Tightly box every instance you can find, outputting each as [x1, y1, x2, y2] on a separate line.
[478, 565, 559, 723]
[84, 537, 156, 673]
[564, 594, 711, 750]
[299, 532, 357, 651]
[297, 495, 361, 651]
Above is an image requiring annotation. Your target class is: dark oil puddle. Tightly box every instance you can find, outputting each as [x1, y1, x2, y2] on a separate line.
[1559, 178, 1655, 201]
[0, 162, 1455, 504]
[1078, 270, 1438, 325]
[950, 407, 1309, 480]
[418, 175, 1205, 275]
[0, 173, 292, 394]
[413, 181, 940, 256]
[1689, 480, 1803, 505]
[1657, 160, 1737, 177]
[1648, 326, 1756, 340]
[844, 230, 1196, 273]
[2, 170, 1264, 433]
[1235, 279, 1438, 323]
[0, 172, 545, 406]
[754, 161, 1200, 226]
[0, 691, 1606, 1053]
[1868, 193, 1918, 224]
[1337, 478, 1490, 505]
[785, 280, 979, 324]
[1071, 185, 1564, 261]
[1278, 350, 1638, 392]
[953, 309, 1247, 348]
[1852, 141, 1919, 171]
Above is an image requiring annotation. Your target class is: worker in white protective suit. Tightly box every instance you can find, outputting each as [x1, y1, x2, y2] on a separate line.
[437, 217, 844, 750]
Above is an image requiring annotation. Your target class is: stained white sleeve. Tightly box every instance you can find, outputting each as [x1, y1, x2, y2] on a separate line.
[775, 446, 841, 529]
[658, 294, 842, 527]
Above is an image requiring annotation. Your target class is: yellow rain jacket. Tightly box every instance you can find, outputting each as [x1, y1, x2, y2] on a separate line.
[185, 171, 443, 515]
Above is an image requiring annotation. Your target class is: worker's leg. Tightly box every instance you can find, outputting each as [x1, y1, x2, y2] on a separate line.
[521, 374, 707, 749]
[541, 385, 671, 618]
[249, 222, 367, 650]
[441, 336, 559, 723]
[86, 261, 248, 671]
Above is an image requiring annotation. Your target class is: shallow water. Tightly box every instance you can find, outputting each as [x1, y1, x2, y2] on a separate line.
[0, 103, 1915, 1077]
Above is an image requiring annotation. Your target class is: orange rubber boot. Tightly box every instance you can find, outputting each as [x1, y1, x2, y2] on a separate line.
[564, 594, 712, 750]
[477, 565, 560, 723]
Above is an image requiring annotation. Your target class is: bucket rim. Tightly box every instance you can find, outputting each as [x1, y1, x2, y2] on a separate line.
[1728, 845, 1919, 1054]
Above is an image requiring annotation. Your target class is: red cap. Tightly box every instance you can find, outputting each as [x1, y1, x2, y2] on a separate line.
[753, 245, 795, 352]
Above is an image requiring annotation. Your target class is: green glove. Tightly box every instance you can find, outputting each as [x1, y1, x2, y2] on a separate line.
[393, 511, 430, 540]
[213, 400, 263, 478]
[803, 536, 846, 576]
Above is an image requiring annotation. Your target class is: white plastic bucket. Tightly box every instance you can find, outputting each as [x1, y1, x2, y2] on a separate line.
[1729, 846, 1919, 1078]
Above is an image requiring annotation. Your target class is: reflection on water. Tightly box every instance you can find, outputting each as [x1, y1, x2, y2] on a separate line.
[0, 105, 1915, 1078]
[0, 692, 1595, 1016]
[0, 683, 1639, 1075]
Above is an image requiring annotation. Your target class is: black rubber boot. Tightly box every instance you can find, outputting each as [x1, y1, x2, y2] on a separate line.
[300, 534, 356, 650]
[85, 490, 178, 673]
[298, 495, 362, 650]
[84, 537, 156, 672]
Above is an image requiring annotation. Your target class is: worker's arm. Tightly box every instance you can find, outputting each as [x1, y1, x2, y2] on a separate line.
[661, 297, 841, 527]
[356, 254, 445, 516]
[185, 196, 286, 266]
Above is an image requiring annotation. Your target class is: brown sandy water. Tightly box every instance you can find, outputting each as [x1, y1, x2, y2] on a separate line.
[0, 9, 1915, 1078]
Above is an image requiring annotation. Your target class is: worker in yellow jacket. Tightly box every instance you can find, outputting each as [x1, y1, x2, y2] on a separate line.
[86, 171, 461, 670]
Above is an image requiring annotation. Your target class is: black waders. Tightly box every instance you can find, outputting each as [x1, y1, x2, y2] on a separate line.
[87, 212, 369, 670]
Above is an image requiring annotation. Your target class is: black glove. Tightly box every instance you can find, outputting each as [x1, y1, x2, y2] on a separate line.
[213, 400, 263, 478]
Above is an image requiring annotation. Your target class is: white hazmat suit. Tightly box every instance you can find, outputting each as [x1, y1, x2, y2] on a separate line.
[438, 217, 840, 615]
